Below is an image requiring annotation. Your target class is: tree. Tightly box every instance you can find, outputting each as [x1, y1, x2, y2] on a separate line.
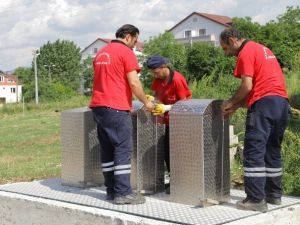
[186, 42, 235, 81]
[81, 56, 93, 94]
[262, 6, 300, 69]
[142, 32, 188, 86]
[232, 17, 263, 43]
[14, 67, 35, 102]
[36, 39, 81, 91]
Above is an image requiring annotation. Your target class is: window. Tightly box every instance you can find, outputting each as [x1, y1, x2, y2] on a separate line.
[0, 76, 3, 82]
[93, 48, 98, 54]
[193, 17, 198, 22]
[11, 88, 15, 93]
[184, 30, 192, 38]
[199, 29, 206, 36]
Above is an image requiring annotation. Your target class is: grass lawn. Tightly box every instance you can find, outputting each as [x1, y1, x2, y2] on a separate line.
[0, 111, 62, 184]
[0, 96, 90, 184]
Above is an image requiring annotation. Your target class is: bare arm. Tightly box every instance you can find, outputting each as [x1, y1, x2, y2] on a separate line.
[221, 75, 253, 117]
[127, 70, 154, 111]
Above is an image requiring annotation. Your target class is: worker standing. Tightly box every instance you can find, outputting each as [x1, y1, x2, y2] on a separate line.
[90, 24, 154, 204]
[146, 55, 192, 193]
[219, 28, 289, 212]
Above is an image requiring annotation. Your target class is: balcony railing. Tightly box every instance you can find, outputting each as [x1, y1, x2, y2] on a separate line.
[175, 35, 217, 45]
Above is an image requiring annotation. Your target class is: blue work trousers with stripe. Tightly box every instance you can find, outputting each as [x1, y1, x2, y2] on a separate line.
[92, 107, 133, 197]
[243, 96, 289, 202]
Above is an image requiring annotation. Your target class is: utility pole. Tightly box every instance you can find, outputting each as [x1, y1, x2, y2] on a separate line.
[15, 75, 18, 103]
[33, 49, 40, 105]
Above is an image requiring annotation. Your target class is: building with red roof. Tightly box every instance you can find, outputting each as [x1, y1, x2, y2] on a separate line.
[168, 12, 232, 46]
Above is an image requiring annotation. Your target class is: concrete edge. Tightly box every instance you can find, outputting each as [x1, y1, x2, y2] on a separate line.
[225, 203, 300, 225]
[0, 191, 174, 225]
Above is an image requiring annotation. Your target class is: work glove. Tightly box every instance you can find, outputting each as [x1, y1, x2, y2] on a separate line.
[146, 94, 155, 101]
[152, 104, 172, 116]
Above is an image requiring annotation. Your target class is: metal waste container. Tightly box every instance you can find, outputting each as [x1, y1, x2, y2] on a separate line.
[61, 107, 104, 187]
[169, 99, 230, 205]
[130, 101, 165, 194]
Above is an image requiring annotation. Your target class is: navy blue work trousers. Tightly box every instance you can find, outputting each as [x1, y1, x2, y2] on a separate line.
[243, 96, 289, 202]
[92, 107, 133, 197]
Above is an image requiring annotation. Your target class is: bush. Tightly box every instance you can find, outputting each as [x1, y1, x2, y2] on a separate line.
[281, 128, 300, 195]
[39, 81, 77, 102]
[285, 71, 300, 108]
[186, 42, 235, 81]
[190, 73, 239, 100]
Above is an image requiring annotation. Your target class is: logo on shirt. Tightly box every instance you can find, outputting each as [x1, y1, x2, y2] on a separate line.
[263, 47, 276, 60]
[95, 52, 111, 65]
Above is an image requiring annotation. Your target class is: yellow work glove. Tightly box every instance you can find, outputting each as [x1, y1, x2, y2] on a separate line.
[152, 104, 172, 116]
[146, 94, 155, 101]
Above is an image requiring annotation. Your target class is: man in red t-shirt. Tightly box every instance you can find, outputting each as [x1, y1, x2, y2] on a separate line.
[220, 28, 289, 213]
[146, 55, 192, 193]
[90, 24, 154, 205]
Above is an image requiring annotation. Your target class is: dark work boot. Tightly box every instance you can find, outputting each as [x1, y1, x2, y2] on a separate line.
[236, 198, 268, 213]
[266, 197, 281, 205]
[165, 183, 170, 195]
[106, 193, 114, 201]
[114, 193, 146, 205]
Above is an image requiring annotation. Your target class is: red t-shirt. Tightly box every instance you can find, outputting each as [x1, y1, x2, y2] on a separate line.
[89, 41, 140, 110]
[151, 70, 192, 124]
[234, 41, 288, 108]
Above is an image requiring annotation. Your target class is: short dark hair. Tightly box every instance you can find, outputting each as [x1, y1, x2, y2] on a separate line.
[220, 28, 244, 44]
[115, 24, 139, 39]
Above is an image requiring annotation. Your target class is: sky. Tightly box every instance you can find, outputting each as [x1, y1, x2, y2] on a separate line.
[0, 0, 299, 72]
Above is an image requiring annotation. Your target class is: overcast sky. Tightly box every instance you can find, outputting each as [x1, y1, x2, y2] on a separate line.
[0, 0, 299, 72]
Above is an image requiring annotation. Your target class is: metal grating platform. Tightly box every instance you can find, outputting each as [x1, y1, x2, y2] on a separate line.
[1, 179, 300, 225]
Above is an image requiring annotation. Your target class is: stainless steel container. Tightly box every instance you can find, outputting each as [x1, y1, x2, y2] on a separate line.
[61, 107, 104, 187]
[169, 99, 230, 205]
[130, 101, 165, 194]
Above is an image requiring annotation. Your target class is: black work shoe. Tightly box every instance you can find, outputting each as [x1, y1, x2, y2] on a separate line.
[236, 198, 268, 213]
[165, 183, 170, 195]
[106, 193, 114, 201]
[165, 186, 170, 194]
[266, 197, 281, 205]
[114, 193, 146, 205]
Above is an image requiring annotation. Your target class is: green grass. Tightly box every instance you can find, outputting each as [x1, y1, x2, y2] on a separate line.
[0, 95, 90, 184]
[286, 71, 300, 109]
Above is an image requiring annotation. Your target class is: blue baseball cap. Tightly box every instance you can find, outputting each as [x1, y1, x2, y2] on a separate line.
[146, 55, 169, 69]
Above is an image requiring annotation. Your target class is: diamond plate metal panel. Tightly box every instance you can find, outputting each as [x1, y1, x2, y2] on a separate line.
[169, 99, 230, 205]
[61, 107, 104, 187]
[2, 179, 300, 225]
[131, 101, 165, 194]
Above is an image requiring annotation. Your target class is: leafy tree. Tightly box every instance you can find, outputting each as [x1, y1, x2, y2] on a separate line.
[81, 56, 93, 94]
[39, 80, 77, 102]
[232, 17, 263, 43]
[186, 42, 235, 81]
[142, 32, 188, 87]
[262, 6, 300, 69]
[36, 39, 81, 91]
[14, 67, 35, 102]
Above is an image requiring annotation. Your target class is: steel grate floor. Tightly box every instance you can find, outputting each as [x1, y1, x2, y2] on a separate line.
[0, 178, 300, 225]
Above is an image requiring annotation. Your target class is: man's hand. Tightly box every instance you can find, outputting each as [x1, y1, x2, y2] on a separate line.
[146, 95, 155, 101]
[144, 100, 155, 112]
[221, 100, 239, 119]
[152, 104, 172, 116]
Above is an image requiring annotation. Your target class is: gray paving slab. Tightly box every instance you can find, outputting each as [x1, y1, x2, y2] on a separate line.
[0, 178, 299, 225]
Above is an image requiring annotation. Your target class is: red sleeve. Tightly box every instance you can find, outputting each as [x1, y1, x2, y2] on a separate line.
[123, 49, 141, 74]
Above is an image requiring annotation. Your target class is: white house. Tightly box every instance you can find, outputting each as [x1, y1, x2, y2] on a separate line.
[168, 12, 232, 46]
[80, 38, 144, 60]
[0, 72, 22, 104]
